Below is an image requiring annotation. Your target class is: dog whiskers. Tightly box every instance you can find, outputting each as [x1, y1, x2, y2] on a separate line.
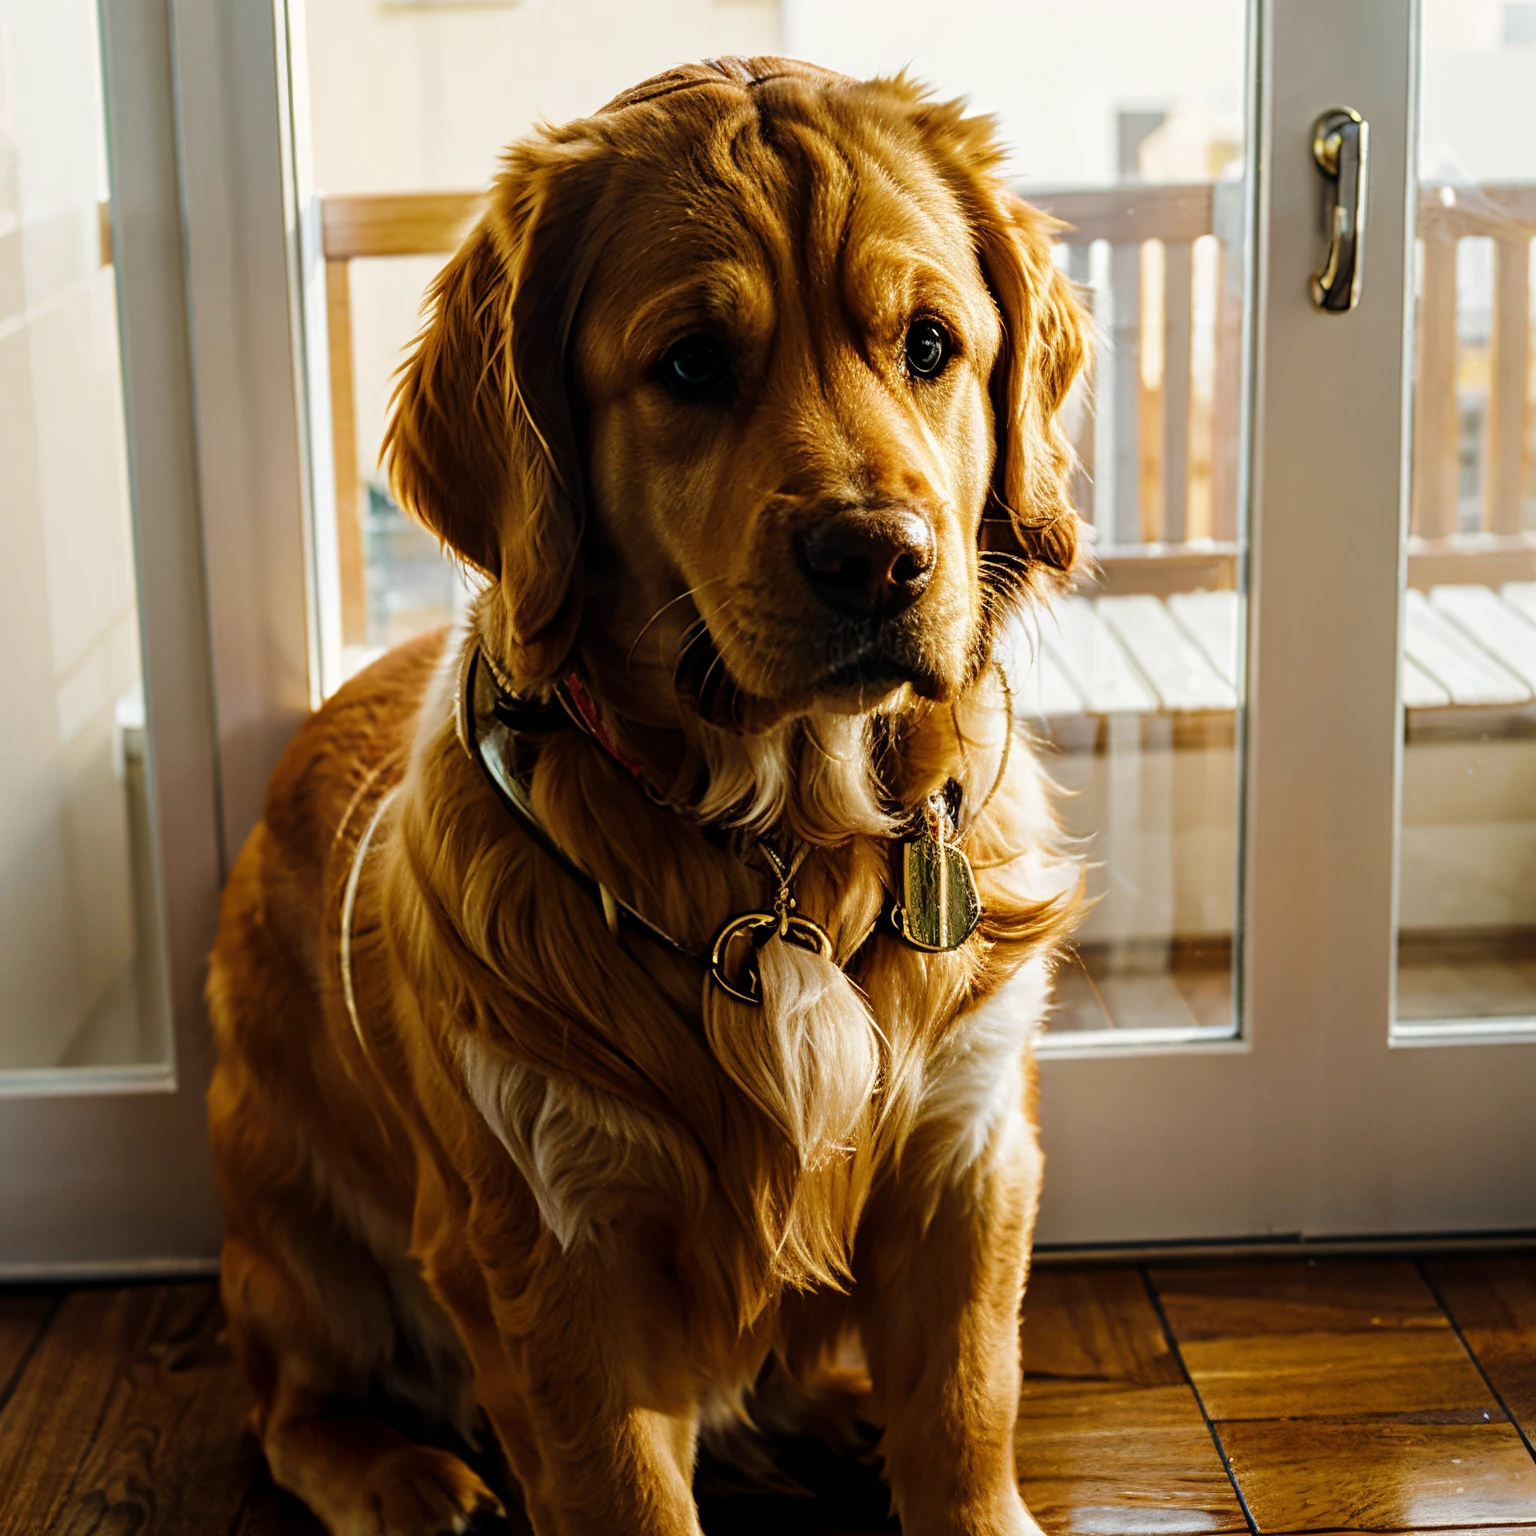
[695, 642, 733, 711]
[669, 616, 714, 681]
[626, 579, 730, 671]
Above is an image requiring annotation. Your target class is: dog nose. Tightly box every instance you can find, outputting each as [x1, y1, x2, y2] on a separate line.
[797, 509, 936, 618]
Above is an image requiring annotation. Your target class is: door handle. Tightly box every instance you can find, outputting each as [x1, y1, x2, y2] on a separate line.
[1310, 108, 1369, 312]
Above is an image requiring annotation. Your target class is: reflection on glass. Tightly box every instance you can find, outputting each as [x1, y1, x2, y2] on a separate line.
[0, 0, 168, 1070]
[1398, 1, 1536, 1031]
[301, 0, 1250, 1036]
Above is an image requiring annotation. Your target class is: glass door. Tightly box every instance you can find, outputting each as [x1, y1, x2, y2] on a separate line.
[300, 0, 1256, 1045]
[0, 0, 279, 1273]
[1396, 0, 1536, 1040]
[1, 0, 166, 1078]
[789, 4, 1251, 1048]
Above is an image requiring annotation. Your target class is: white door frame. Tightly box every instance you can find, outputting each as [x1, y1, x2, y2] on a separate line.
[171, 0, 316, 848]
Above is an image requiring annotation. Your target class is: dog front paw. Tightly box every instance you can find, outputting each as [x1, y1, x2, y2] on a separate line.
[347, 1445, 506, 1536]
[1003, 1489, 1050, 1536]
[933, 1489, 1049, 1536]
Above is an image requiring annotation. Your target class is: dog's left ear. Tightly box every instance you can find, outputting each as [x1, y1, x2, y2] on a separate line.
[905, 98, 1089, 584]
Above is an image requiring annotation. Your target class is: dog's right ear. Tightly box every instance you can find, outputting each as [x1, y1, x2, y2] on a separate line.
[385, 143, 596, 685]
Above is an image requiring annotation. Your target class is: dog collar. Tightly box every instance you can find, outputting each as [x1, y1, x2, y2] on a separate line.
[455, 640, 992, 1002]
[456, 641, 702, 963]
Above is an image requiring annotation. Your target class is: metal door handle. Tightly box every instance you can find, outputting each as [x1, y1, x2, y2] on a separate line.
[1310, 108, 1369, 312]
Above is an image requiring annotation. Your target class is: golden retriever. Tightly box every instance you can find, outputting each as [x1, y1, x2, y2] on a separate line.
[207, 55, 1086, 1536]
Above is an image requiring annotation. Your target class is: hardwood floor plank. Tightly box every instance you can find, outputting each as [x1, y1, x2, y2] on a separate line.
[1153, 1261, 1536, 1534]
[1017, 1267, 1249, 1534]
[0, 1282, 259, 1536]
[1020, 1421, 1253, 1536]
[1218, 1420, 1536, 1531]
[1177, 1328, 1504, 1422]
[0, 1291, 55, 1408]
[1427, 1257, 1536, 1444]
[1151, 1259, 1449, 1338]
[1025, 1268, 1188, 1386]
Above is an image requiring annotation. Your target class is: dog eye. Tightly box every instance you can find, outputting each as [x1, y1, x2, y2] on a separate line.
[905, 318, 951, 380]
[657, 336, 730, 402]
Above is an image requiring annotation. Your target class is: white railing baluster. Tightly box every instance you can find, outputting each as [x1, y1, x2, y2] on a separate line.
[1210, 180, 1245, 544]
[1486, 235, 1532, 535]
[1064, 243, 1097, 528]
[1110, 242, 1143, 545]
[1162, 240, 1193, 544]
[1412, 222, 1462, 539]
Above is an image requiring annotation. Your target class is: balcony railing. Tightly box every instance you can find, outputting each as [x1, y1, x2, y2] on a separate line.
[316, 178, 1536, 640]
[1413, 183, 1536, 541]
[309, 181, 1536, 988]
[1034, 181, 1246, 552]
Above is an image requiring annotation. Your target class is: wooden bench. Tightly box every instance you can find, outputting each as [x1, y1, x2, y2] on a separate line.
[1010, 582, 1536, 955]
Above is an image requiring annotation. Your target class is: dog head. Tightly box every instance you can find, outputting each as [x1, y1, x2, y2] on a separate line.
[387, 57, 1085, 743]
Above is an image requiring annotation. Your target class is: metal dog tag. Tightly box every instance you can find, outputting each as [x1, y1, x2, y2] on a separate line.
[895, 796, 981, 952]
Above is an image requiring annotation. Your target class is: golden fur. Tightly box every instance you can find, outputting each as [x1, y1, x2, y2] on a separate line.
[208, 57, 1087, 1536]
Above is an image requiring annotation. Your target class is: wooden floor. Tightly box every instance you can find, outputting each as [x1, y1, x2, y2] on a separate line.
[2, 1255, 1534, 1534]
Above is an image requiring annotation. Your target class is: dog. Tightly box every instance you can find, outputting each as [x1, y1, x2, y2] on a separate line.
[207, 56, 1086, 1536]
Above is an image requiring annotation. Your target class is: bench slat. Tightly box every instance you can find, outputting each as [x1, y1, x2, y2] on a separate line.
[1404, 589, 1531, 706]
[1403, 656, 1453, 709]
[1167, 590, 1240, 687]
[1430, 584, 1536, 692]
[1097, 594, 1235, 711]
[1502, 582, 1536, 630]
[1011, 632, 1089, 719]
[1043, 597, 1159, 714]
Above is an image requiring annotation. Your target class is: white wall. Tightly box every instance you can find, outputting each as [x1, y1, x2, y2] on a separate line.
[782, 0, 1246, 186]
[304, 0, 783, 193]
[1421, 0, 1536, 183]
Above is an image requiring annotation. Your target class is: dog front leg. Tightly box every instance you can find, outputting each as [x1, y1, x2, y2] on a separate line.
[500, 1386, 700, 1536]
[431, 1228, 705, 1536]
[858, 1098, 1045, 1536]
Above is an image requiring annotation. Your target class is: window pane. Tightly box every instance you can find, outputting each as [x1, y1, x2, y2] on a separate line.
[0, 0, 169, 1072]
[1396, 1, 1536, 1034]
[299, 0, 1251, 1039]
